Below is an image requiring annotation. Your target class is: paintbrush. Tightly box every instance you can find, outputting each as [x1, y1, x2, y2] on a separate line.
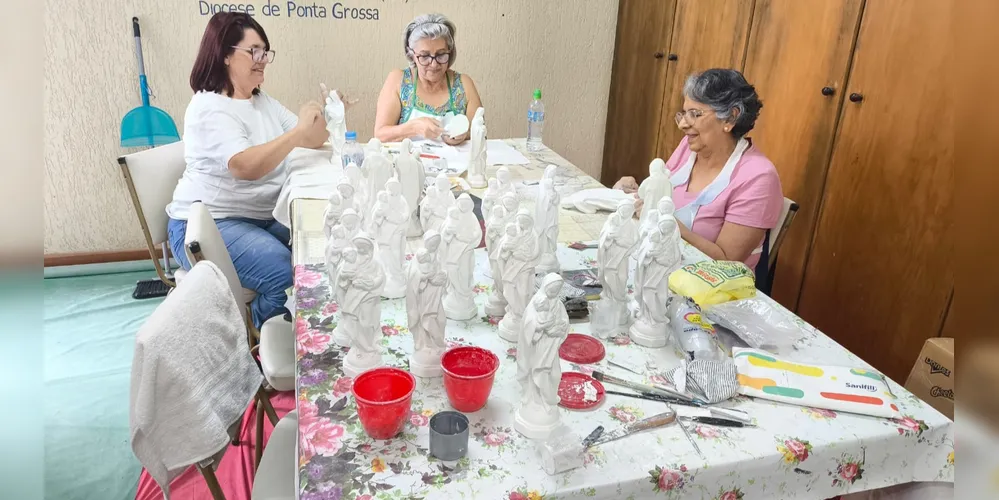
[592, 370, 694, 402]
[604, 389, 753, 425]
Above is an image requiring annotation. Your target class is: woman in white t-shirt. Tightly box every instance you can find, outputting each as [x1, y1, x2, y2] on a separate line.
[166, 12, 327, 328]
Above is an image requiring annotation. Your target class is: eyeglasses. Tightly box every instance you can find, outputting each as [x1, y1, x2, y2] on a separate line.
[231, 46, 276, 64]
[675, 109, 707, 126]
[412, 51, 451, 66]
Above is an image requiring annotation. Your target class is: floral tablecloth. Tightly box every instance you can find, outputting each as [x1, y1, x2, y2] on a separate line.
[293, 243, 954, 500]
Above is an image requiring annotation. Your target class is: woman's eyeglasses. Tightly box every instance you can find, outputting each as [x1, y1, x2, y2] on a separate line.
[675, 109, 707, 126]
[231, 46, 276, 64]
[412, 51, 451, 66]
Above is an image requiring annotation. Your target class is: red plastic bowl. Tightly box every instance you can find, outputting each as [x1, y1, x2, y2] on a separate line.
[440, 346, 500, 412]
[351, 367, 416, 440]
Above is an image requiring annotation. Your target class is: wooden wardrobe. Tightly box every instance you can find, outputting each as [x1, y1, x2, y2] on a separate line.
[602, 0, 953, 381]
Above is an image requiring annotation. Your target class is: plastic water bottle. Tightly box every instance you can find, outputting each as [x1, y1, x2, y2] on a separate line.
[527, 88, 545, 151]
[342, 130, 365, 168]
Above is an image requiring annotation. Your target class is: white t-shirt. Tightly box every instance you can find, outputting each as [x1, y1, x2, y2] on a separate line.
[166, 90, 298, 221]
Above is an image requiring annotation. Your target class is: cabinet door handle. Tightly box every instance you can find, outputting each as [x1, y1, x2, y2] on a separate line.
[849, 93, 864, 103]
[654, 52, 664, 59]
[821, 87, 835, 96]
[667, 53, 678, 61]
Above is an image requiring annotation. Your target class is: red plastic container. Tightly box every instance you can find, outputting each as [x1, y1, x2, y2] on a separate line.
[351, 367, 416, 440]
[441, 346, 500, 412]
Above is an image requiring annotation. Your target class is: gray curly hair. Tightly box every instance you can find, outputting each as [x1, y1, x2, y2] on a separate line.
[404, 13, 457, 68]
[683, 69, 763, 139]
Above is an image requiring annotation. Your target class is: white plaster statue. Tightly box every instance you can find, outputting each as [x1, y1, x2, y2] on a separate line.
[340, 234, 386, 378]
[364, 137, 383, 158]
[320, 83, 346, 163]
[467, 107, 487, 188]
[441, 194, 482, 320]
[420, 172, 455, 236]
[514, 273, 570, 439]
[407, 231, 448, 378]
[395, 138, 426, 237]
[363, 147, 396, 210]
[344, 162, 369, 215]
[322, 191, 344, 240]
[495, 166, 516, 200]
[325, 224, 349, 295]
[331, 245, 356, 347]
[535, 164, 561, 274]
[497, 210, 541, 342]
[371, 179, 410, 299]
[597, 200, 639, 333]
[629, 217, 681, 347]
[482, 177, 500, 220]
[339, 209, 362, 241]
[638, 158, 672, 226]
[639, 197, 676, 243]
[483, 204, 509, 317]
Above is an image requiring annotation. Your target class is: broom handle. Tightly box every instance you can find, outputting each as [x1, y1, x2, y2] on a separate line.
[133, 17, 150, 107]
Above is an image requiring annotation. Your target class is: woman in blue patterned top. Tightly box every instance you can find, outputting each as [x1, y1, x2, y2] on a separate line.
[374, 13, 483, 145]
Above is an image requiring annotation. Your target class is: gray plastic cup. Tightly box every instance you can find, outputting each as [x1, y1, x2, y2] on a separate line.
[429, 411, 469, 461]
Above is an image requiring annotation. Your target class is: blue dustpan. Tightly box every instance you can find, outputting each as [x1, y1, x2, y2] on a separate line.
[121, 17, 179, 148]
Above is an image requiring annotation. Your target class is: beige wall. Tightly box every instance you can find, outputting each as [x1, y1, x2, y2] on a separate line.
[43, 0, 618, 254]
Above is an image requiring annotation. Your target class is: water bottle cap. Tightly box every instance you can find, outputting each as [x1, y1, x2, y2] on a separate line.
[345, 131, 357, 140]
[533, 88, 542, 100]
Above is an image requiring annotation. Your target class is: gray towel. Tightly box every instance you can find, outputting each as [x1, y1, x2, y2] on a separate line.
[129, 261, 263, 499]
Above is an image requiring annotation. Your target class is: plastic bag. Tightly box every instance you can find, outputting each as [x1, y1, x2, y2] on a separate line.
[667, 296, 726, 361]
[668, 260, 756, 307]
[703, 297, 804, 353]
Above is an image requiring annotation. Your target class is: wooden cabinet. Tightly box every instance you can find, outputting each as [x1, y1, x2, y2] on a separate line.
[797, 0, 954, 381]
[603, 0, 954, 380]
[741, 0, 864, 310]
[599, 0, 677, 186]
[655, 0, 754, 160]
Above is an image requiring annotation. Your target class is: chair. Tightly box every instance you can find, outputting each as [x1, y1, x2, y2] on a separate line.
[755, 197, 799, 295]
[117, 141, 187, 289]
[129, 260, 297, 500]
[185, 201, 297, 469]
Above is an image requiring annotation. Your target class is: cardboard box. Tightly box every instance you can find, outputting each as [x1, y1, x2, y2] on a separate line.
[904, 338, 954, 419]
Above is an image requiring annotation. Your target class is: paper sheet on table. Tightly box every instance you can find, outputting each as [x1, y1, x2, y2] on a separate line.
[414, 139, 529, 173]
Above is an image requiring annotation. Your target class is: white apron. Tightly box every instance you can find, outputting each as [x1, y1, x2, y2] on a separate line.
[669, 138, 764, 256]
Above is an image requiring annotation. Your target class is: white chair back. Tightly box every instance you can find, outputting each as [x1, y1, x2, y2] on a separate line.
[184, 202, 248, 325]
[118, 141, 186, 247]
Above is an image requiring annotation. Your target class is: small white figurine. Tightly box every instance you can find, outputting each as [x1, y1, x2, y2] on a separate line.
[498, 210, 541, 342]
[441, 194, 482, 321]
[407, 231, 448, 378]
[322, 191, 344, 239]
[639, 197, 676, 242]
[535, 164, 561, 274]
[420, 172, 455, 236]
[395, 138, 426, 237]
[630, 217, 681, 347]
[495, 166, 516, 200]
[344, 162, 369, 214]
[483, 204, 509, 317]
[320, 83, 346, 163]
[331, 245, 356, 346]
[482, 177, 500, 219]
[364, 138, 383, 158]
[514, 273, 570, 439]
[339, 209, 362, 241]
[363, 147, 396, 210]
[638, 158, 672, 226]
[467, 107, 488, 188]
[325, 224, 349, 293]
[340, 234, 386, 378]
[597, 200, 639, 333]
[371, 179, 410, 299]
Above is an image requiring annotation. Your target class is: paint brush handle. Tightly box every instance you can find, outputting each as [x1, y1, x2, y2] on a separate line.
[629, 411, 677, 432]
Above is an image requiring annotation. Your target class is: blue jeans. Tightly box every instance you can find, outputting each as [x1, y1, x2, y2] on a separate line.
[168, 217, 292, 328]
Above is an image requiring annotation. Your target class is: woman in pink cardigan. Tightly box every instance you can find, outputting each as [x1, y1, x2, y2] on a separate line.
[614, 69, 783, 272]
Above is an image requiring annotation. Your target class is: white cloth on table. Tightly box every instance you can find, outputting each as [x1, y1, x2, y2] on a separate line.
[561, 187, 635, 214]
[129, 261, 263, 500]
[272, 147, 342, 228]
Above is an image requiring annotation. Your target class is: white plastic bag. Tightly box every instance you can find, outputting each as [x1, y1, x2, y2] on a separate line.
[668, 296, 726, 361]
[703, 297, 804, 353]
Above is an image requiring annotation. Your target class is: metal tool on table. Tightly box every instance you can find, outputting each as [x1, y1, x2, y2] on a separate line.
[540, 411, 677, 475]
[676, 417, 703, 458]
[603, 389, 753, 425]
[592, 370, 694, 402]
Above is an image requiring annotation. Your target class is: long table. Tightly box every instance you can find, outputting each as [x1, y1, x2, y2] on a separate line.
[289, 139, 953, 500]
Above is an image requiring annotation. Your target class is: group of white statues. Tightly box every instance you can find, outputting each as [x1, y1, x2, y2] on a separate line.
[320, 133, 681, 439]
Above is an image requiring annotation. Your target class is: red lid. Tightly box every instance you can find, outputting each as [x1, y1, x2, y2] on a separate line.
[559, 333, 606, 364]
[558, 372, 605, 410]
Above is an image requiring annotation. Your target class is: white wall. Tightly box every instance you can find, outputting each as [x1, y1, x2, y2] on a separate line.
[43, 0, 618, 253]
